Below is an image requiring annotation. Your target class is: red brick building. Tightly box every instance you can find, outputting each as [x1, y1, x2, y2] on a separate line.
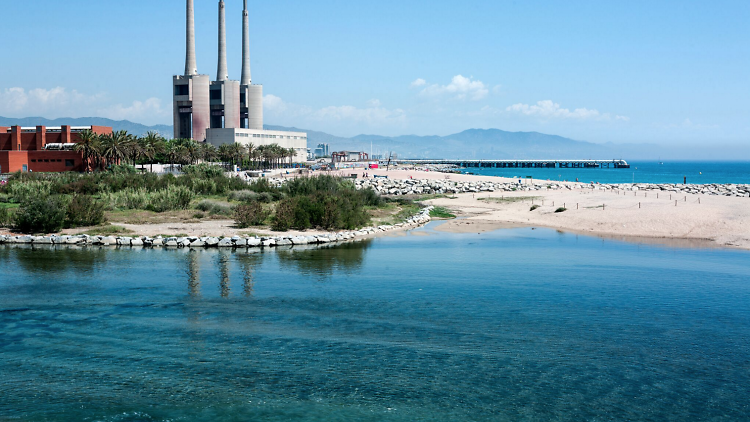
[0, 125, 112, 173]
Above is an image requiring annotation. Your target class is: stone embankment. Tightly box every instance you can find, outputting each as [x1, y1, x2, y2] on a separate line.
[355, 179, 750, 198]
[0, 207, 435, 248]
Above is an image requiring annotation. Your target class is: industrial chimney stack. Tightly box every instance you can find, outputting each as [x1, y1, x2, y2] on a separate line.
[216, 0, 229, 81]
[185, 0, 197, 76]
[240, 0, 252, 86]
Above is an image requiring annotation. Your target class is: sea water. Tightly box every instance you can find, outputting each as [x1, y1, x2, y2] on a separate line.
[464, 161, 750, 185]
[1, 226, 749, 421]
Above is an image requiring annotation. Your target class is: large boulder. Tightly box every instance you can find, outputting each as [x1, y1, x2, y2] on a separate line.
[218, 238, 234, 247]
[247, 237, 262, 247]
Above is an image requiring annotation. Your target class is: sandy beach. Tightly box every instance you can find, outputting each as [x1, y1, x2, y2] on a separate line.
[366, 170, 750, 250]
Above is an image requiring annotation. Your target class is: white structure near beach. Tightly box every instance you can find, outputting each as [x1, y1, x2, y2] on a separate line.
[206, 128, 308, 162]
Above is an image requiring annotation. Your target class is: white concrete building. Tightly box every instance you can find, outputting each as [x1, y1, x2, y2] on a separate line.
[206, 128, 308, 162]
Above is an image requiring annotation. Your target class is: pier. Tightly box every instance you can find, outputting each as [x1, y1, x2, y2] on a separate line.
[396, 159, 630, 169]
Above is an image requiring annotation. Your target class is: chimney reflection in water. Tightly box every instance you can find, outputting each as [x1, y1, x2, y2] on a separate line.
[187, 251, 201, 298]
[218, 251, 231, 298]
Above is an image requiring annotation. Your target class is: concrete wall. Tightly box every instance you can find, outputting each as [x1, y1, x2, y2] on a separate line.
[0, 151, 85, 173]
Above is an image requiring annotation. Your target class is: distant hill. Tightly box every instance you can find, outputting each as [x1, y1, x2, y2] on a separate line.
[1, 116, 685, 160]
[270, 125, 660, 160]
[0, 116, 172, 138]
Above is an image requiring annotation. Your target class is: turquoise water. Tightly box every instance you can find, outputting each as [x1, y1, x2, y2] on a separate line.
[1, 226, 750, 421]
[464, 161, 750, 184]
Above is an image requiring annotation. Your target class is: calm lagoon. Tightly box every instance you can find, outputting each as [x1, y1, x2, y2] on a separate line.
[1, 225, 749, 421]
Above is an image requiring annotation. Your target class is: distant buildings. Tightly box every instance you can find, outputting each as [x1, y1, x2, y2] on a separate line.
[173, 0, 306, 161]
[314, 143, 330, 157]
[0, 125, 112, 173]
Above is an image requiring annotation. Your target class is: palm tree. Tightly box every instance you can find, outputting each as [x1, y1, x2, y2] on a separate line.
[139, 131, 164, 173]
[183, 139, 201, 164]
[229, 143, 247, 170]
[218, 144, 233, 169]
[100, 130, 130, 168]
[73, 130, 100, 173]
[200, 143, 218, 163]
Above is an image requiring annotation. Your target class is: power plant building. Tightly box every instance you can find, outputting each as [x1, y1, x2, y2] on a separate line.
[173, 0, 305, 160]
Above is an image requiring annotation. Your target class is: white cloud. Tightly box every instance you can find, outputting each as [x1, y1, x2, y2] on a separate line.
[506, 100, 628, 122]
[410, 78, 427, 88]
[0, 86, 169, 125]
[418, 75, 489, 101]
[263, 94, 406, 132]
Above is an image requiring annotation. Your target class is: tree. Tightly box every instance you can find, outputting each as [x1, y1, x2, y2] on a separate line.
[139, 131, 164, 173]
[73, 130, 100, 173]
[100, 130, 130, 168]
[200, 143, 218, 163]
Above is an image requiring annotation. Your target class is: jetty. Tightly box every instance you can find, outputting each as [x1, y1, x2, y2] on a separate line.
[397, 159, 630, 169]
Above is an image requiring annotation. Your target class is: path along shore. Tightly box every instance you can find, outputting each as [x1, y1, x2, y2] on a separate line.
[354, 169, 750, 250]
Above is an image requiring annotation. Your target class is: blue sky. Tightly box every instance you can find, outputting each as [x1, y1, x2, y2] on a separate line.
[1, 0, 748, 145]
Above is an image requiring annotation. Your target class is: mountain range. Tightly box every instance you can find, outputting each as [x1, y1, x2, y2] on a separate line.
[2, 116, 739, 160]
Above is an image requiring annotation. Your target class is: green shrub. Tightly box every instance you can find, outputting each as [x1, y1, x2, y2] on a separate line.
[229, 190, 274, 203]
[183, 164, 225, 178]
[430, 207, 456, 219]
[195, 200, 232, 216]
[234, 202, 270, 228]
[147, 186, 194, 212]
[108, 164, 137, 174]
[555, 207, 567, 213]
[65, 195, 107, 228]
[272, 198, 296, 231]
[14, 195, 67, 234]
[0, 207, 13, 228]
[106, 188, 149, 210]
[530, 205, 540, 211]
[7, 180, 52, 203]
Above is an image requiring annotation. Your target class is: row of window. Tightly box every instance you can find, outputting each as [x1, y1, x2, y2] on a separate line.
[234, 133, 307, 140]
[30, 159, 75, 166]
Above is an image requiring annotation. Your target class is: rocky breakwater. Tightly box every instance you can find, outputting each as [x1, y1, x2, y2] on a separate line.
[593, 183, 750, 198]
[0, 207, 435, 249]
[355, 178, 579, 195]
[356, 178, 750, 198]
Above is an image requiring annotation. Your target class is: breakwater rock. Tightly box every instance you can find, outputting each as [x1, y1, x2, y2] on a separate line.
[354, 179, 750, 198]
[0, 207, 435, 249]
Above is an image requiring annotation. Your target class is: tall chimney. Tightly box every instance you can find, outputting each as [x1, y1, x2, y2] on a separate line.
[240, 0, 252, 86]
[185, 0, 198, 75]
[217, 0, 229, 81]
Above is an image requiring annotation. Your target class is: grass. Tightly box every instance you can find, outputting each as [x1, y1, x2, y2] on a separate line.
[0, 203, 20, 210]
[78, 225, 134, 236]
[430, 206, 456, 219]
[409, 193, 458, 201]
[479, 196, 541, 204]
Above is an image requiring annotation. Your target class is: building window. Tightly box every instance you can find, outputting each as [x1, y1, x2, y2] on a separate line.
[175, 85, 189, 96]
[210, 89, 222, 100]
[31, 159, 37, 162]
[65, 159, 75, 167]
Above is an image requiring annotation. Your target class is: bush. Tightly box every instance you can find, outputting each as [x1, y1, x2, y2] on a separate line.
[107, 188, 149, 210]
[14, 195, 67, 234]
[65, 195, 107, 228]
[183, 164, 225, 178]
[7, 180, 52, 203]
[530, 205, 540, 211]
[0, 207, 13, 228]
[229, 190, 274, 203]
[430, 207, 456, 219]
[195, 200, 232, 216]
[272, 198, 296, 231]
[555, 207, 567, 213]
[108, 164, 137, 174]
[234, 202, 270, 228]
[147, 186, 194, 213]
